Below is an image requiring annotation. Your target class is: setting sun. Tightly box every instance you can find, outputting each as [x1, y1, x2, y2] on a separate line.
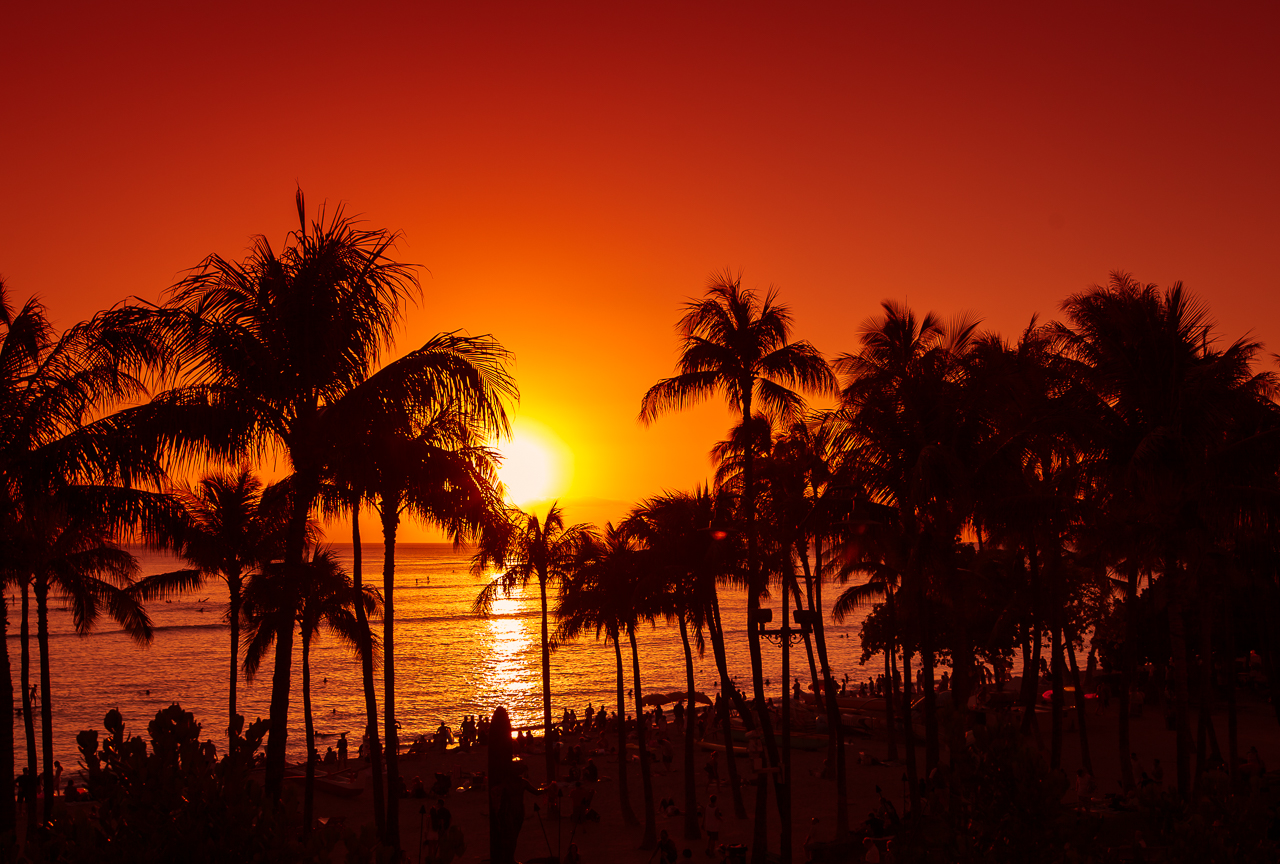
[496, 418, 573, 507]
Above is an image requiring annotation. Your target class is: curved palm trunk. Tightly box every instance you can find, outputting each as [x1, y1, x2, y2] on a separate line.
[352, 510, 386, 838]
[266, 468, 318, 802]
[381, 495, 402, 851]
[741, 415, 782, 864]
[20, 581, 36, 831]
[0, 591, 15, 837]
[628, 624, 657, 850]
[1117, 568, 1139, 790]
[882, 592, 898, 763]
[613, 635, 638, 826]
[708, 594, 747, 818]
[678, 614, 701, 842]
[1065, 631, 1092, 774]
[302, 622, 316, 836]
[228, 569, 242, 744]
[35, 579, 54, 821]
[805, 542, 849, 841]
[539, 572, 554, 781]
[900, 647, 921, 816]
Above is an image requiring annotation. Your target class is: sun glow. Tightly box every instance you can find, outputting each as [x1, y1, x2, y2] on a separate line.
[496, 418, 573, 507]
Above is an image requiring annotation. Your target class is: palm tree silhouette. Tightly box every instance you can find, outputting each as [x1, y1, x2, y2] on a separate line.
[474, 503, 593, 781]
[171, 468, 289, 743]
[159, 190, 500, 812]
[0, 277, 179, 828]
[1056, 273, 1275, 797]
[243, 546, 377, 837]
[640, 272, 833, 863]
[832, 300, 980, 808]
[561, 521, 660, 848]
[554, 526, 640, 828]
[321, 334, 512, 846]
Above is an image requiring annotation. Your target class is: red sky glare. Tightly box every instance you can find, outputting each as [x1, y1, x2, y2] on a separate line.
[4, 2, 1277, 539]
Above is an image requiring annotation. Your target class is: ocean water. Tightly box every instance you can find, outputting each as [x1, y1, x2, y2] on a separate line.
[6, 544, 873, 771]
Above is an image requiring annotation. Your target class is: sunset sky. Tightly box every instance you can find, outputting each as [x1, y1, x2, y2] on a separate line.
[4, 2, 1277, 540]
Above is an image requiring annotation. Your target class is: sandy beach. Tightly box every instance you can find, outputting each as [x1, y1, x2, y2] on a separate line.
[305, 687, 1280, 862]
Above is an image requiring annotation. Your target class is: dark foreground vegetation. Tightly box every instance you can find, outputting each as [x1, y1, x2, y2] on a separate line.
[4, 192, 1280, 862]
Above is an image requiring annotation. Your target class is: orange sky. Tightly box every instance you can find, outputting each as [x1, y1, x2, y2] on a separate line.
[4, 2, 1278, 540]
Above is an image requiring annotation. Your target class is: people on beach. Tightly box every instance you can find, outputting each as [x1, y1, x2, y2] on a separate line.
[702, 794, 722, 856]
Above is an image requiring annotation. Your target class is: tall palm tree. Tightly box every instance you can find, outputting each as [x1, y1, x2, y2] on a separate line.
[322, 336, 512, 848]
[640, 273, 834, 863]
[10, 484, 194, 820]
[560, 521, 661, 849]
[159, 191, 509, 808]
[0, 278, 177, 830]
[630, 489, 731, 842]
[243, 547, 378, 837]
[474, 503, 593, 780]
[832, 301, 981, 807]
[554, 530, 640, 829]
[1056, 273, 1276, 797]
[171, 468, 289, 742]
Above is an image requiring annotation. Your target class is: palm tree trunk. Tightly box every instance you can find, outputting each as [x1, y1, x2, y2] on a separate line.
[741, 412, 781, 864]
[352, 509, 386, 838]
[266, 469, 316, 802]
[20, 581, 36, 831]
[708, 593, 747, 818]
[806, 543, 848, 839]
[381, 495, 402, 851]
[1050, 622, 1064, 770]
[901, 647, 920, 815]
[228, 570, 242, 744]
[1118, 568, 1139, 790]
[0, 590, 15, 837]
[883, 593, 898, 763]
[613, 635, 638, 826]
[540, 572, 554, 782]
[678, 614, 701, 842]
[1065, 632, 1092, 774]
[1167, 568, 1193, 799]
[1224, 592, 1239, 789]
[629, 624, 657, 849]
[302, 623, 316, 836]
[35, 578, 54, 821]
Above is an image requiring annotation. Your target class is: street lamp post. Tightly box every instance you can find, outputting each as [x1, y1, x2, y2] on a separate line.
[757, 602, 814, 864]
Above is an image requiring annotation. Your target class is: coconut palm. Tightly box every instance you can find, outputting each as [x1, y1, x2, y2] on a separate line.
[640, 273, 834, 863]
[474, 503, 593, 780]
[554, 529, 639, 828]
[158, 191, 506, 807]
[0, 278, 179, 830]
[630, 488, 734, 841]
[324, 377, 510, 848]
[243, 546, 378, 838]
[832, 301, 981, 807]
[559, 522, 661, 848]
[1055, 273, 1276, 797]
[170, 468, 290, 741]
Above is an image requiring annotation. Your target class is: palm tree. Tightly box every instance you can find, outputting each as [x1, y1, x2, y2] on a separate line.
[554, 530, 640, 829]
[559, 522, 661, 849]
[321, 336, 512, 848]
[640, 272, 834, 863]
[474, 503, 593, 781]
[630, 489, 731, 842]
[11, 484, 194, 820]
[159, 190, 504, 807]
[832, 301, 981, 808]
[171, 468, 289, 742]
[243, 547, 378, 837]
[1055, 273, 1276, 797]
[0, 279, 177, 830]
